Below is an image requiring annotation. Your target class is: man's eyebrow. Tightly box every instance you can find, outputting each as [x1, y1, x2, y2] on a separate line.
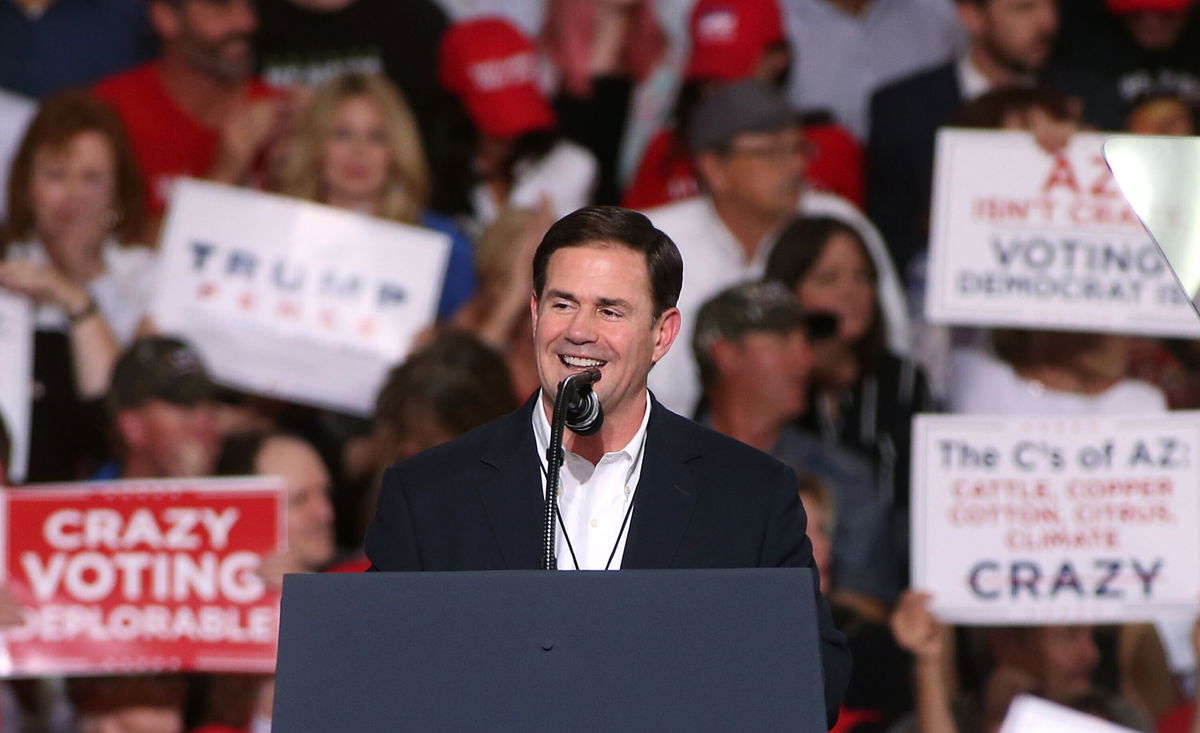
[545, 289, 577, 301]
[596, 297, 633, 309]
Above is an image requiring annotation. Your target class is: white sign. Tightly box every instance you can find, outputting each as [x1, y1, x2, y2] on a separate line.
[926, 129, 1200, 337]
[999, 695, 1138, 733]
[151, 179, 451, 416]
[912, 413, 1200, 625]
[0, 292, 31, 483]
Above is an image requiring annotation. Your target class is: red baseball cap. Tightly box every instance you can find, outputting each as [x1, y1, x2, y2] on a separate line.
[1107, 0, 1192, 12]
[439, 16, 556, 140]
[685, 0, 787, 81]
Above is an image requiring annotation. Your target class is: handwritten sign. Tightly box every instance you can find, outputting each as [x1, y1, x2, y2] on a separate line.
[0, 292, 31, 484]
[926, 129, 1200, 336]
[0, 477, 285, 676]
[913, 413, 1200, 625]
[151, 179, 451, 415]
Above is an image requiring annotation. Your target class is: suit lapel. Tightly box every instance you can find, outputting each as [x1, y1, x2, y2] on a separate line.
[620, 400, 700, 569]
[477, 396, 544, 569]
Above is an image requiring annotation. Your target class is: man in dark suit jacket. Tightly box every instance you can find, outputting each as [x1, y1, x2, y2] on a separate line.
[365, 205, 851, 727]
[866, 0, 1124, 275]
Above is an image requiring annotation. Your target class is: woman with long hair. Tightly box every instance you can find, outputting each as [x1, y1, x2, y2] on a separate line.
[765, 214, 935, 572]
[0, 90, 153, 481]
[276, 71, 475, 319]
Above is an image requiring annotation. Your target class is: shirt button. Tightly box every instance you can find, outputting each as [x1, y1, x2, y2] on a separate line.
[590, 518, 598, 528]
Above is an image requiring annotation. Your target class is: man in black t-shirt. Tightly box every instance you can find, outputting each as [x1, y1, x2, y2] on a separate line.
[252, 0, 452, 188]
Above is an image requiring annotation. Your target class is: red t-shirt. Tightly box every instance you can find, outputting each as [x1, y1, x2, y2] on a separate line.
[622, 123, 865, 210]
[621, 129, 699, 210]
[1158, 701, 1194, 733]
[93, 62, 276, 219]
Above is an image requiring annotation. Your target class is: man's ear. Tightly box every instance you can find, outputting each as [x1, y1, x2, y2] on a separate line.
[693, 151, 727, 196]
[956, 1, 985, 38]
[529, 291, 540, 336]
[651, 307, 682, 364]
[709, 338, 739, 374]
[148, 1, 182, 41]
[115, 409, 147, 450]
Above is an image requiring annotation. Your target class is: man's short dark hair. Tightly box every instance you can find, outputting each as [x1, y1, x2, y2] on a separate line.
[531, 205, 684, 318]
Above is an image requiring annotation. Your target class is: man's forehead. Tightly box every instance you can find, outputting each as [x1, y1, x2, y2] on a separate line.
[543, 241, 654, 301]
[546, 240, 646, 271]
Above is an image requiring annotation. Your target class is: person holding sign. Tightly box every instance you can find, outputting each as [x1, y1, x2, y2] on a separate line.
[0, 91, 155, 482]
[275, 71, 475, 318]
[888, 590, 1152, 731]
[365, 205, 851, 727]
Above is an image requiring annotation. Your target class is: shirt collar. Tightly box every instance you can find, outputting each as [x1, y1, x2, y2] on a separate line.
[956, 54, 993, 102]
[957, 53, 1037, 102]
[532, 388, 653, 466]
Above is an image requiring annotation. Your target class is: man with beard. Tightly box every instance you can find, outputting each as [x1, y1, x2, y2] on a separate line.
[865, 0, 1123, 275]
[93, 0, 278, 232]
[104, 335, 222, 480]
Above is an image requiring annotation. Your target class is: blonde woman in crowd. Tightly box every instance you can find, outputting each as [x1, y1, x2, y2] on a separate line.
[276, 71, 475, 319]
[0, 90, 154, 482]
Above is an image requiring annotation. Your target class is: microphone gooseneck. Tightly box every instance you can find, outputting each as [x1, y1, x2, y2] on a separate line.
[541, 369, 603, 570]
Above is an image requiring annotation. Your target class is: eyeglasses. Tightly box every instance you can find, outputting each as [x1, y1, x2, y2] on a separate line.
[724, 139, 816, 164]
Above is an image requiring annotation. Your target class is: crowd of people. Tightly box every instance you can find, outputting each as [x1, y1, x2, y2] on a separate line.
[2, 0, 1200, 730]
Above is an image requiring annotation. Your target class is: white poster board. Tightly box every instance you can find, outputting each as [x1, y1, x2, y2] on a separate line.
[926, 129, 1200, 337]
[913, 413, 1200, 625]
[0, 292, 31, 484]
[151, 179, 451, 416]
[998, 695, 1138, 733]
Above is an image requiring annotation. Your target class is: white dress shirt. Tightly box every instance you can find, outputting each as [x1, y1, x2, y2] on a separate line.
[955, 54, 1036, 103]
[532, 390, 651, 570]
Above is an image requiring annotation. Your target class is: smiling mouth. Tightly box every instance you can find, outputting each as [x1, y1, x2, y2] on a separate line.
[559, 355, 607, 369]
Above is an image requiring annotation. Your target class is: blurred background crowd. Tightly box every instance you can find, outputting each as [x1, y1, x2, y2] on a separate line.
[2, 0, 1200, 730]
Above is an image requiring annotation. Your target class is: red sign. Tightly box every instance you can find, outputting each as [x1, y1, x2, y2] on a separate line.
[0, 477, 286, 676]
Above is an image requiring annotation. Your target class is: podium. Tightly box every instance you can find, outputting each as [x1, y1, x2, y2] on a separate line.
[273, 568, 827, 732]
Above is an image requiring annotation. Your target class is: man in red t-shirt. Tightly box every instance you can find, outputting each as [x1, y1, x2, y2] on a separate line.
[94, 0, 281, 239]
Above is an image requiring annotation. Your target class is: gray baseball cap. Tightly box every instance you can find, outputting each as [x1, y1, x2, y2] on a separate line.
[693, 281, 837, 355]
[687, 80, 799, 154]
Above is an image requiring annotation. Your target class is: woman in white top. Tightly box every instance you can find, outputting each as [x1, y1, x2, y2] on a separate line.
[947, 332, 1167, 415]
[0, 91, 156, 481]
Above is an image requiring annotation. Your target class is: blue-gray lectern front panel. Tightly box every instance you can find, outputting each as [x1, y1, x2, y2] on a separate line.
[274, 568, 825, 732]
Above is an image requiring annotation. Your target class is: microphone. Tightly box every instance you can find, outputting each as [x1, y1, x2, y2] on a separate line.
[559, 369, 604, 436]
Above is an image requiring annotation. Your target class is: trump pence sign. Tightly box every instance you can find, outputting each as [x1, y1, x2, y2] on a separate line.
[151, 179, 451, 416]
